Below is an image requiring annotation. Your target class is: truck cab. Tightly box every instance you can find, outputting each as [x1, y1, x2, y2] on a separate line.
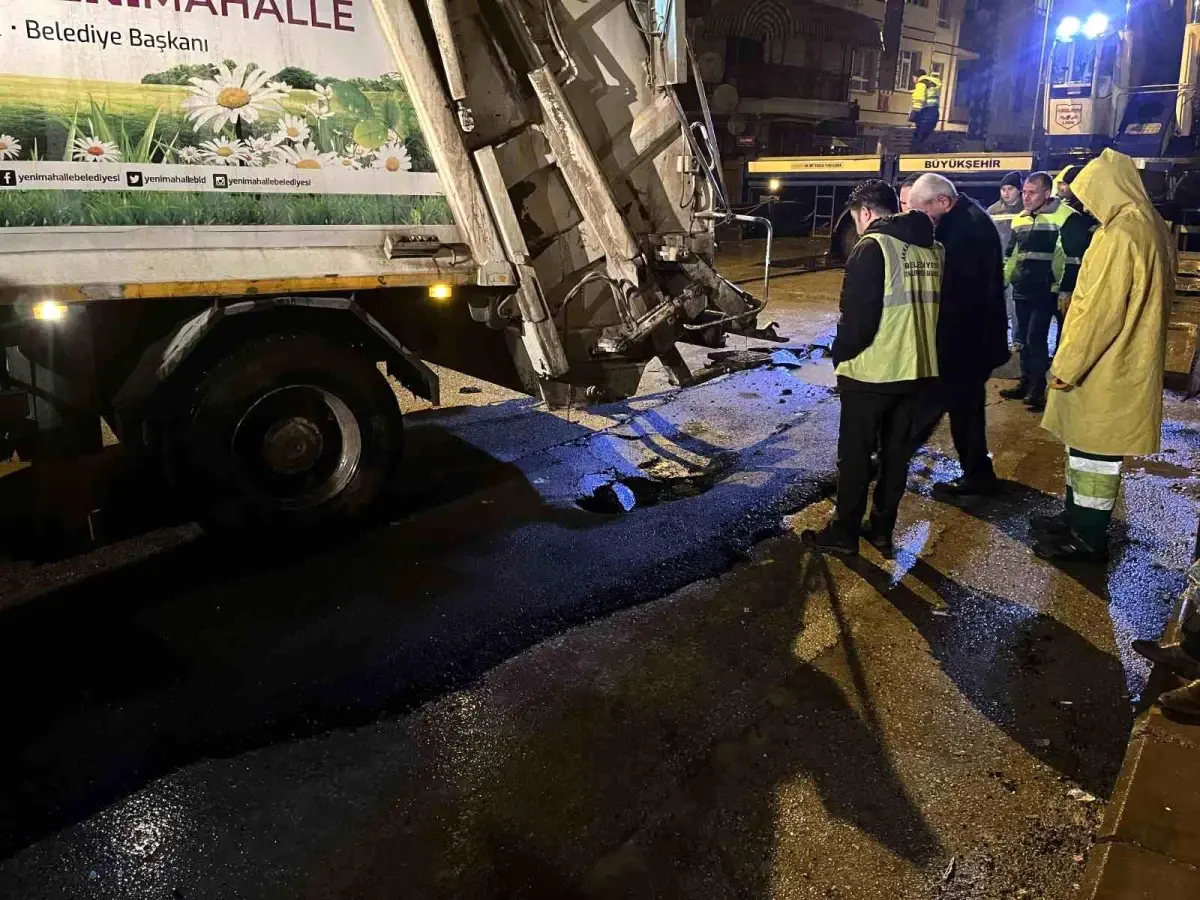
[1043, 12, 1120, 155]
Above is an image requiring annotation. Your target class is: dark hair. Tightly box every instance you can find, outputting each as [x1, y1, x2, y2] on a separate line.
[900, 173, 922, 189]
[916, 69, 927, 77]
[1061, 164, 1083, 185]
[1026, 171, 1053, 192]
[848, 179, 899, 216]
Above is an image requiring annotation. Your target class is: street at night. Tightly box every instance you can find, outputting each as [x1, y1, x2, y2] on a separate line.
[8, 0, 1200, 890]
[1, 250, 1196, 898]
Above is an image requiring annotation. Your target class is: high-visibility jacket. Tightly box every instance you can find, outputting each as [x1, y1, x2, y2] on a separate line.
[1058, 206, 1099, 294]
[835, 232, 942, 383]
[1051, 167, 1099, 294]
[1003, 198, 1073, 294]
[911, 74, 942, 111]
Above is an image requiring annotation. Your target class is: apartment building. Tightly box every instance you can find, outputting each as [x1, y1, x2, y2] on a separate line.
[687, 0, 882, 197]
[829, 0, 979, 138]
[687, 0, 981, 173]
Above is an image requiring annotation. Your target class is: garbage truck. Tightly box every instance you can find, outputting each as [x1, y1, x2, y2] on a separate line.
[0, 0, 762, 537]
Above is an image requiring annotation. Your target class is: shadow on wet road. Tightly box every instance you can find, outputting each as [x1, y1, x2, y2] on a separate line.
[0, 399, 832, 863]
[289, 536, 943, 900]
[923, 478, 1115, 597]
[796, 550, 946, 865]
[0, 417, 602, 859]
[844, 555, 1132, 798]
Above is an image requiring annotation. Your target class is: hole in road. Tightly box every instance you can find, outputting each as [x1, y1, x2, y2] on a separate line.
[575, 452, 738, 514]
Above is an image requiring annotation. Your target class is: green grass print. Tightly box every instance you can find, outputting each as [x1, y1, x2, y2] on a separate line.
[0, 74, 442, 228]
[0, 191, 452, 227]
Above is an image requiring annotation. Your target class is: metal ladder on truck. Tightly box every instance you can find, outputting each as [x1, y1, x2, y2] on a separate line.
[812, 184, 837, 239]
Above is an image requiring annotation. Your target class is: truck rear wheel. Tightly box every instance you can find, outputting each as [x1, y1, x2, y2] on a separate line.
[834, 215, 858, 263]
[178, 332, 403, 530]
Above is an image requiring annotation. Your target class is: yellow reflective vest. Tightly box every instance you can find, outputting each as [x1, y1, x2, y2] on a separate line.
[1003, 198, 1073, 293]
[835, 233, 943, 383]
[911, 74, 942, 111]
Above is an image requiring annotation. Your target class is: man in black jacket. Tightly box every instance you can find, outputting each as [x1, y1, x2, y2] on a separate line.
[907, 173, 1010, 496]
[1055, 165, 1099, 329]
[802, 180, 942, 556]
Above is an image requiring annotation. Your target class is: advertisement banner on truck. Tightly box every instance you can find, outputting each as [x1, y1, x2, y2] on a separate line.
[0, 0, 451, 228]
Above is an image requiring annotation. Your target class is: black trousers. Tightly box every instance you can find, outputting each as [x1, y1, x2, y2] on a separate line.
[912, 107, 938, 147]
[1013, 290, 1056, 394]
[835, 389, 923, 537]
[912, 377, 995, 483]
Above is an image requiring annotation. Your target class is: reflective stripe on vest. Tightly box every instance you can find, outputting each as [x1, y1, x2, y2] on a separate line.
[1012, 221, 1061, 233]
[835, 233, 942, 384]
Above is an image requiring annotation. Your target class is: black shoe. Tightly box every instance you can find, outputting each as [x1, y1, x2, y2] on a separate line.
[1030, 509, 1070, 536]
[1025, 393, 1046, 412]
[861, 518, 895, 556]
[1033, 534, 1108, 564]
[801, 524, 859, 556]
[1000, 381, 1030, 400]
[1132, 640, 1200, 680]
[1159, 678, 1200, 718]
[933, 476, 998, 499]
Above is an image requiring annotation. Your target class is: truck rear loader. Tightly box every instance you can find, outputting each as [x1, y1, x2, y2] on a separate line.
[0, 0, 763, 541]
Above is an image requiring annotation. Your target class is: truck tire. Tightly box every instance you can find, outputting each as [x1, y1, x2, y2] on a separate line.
[178, 332, 403, 531]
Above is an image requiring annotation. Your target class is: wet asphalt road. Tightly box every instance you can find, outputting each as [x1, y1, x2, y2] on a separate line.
[1, 244, 1198, 899]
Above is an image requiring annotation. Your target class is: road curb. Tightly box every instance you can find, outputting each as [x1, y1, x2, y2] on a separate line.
[1079, 588, 1200, 898]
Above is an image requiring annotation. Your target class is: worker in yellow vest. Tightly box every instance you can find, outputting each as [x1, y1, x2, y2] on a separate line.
[909, 68, 942, 149]
[802, 179, 943, 556]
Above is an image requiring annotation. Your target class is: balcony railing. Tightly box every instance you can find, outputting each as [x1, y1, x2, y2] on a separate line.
[724, 62, 851, 103]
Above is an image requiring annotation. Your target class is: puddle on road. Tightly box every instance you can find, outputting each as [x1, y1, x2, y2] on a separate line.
[1131, 458, 1193, 479]
[575, 452, 739, 514]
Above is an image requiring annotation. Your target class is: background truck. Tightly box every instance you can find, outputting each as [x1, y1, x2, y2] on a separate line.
[741, 151, 1035, 260]
[0, 0, 762, 541]
[741, 0, 1200, 373]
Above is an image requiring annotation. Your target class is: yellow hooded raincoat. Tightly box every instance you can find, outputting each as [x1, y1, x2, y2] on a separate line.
[1042, 149, 1173, 456]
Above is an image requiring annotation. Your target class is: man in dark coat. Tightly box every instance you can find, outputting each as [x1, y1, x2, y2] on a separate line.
[907, 173, 1010, 495]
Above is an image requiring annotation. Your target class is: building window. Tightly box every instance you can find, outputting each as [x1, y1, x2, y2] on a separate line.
[931, 61, 945, 83]
[907, 0, 929, 7]
[897, 50, 922, 88]
[937, 0, 951, 27]
[850, 48, 880, 92]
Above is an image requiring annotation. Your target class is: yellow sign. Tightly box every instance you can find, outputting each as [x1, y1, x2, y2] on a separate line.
[748, 156, 882, 175]
[898, 154, 1035, 173]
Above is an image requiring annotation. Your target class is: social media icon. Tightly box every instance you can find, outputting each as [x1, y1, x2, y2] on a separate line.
[126, 171, 144, 188]
[212, 173, 229, 189]
[0, 170, 15, 187]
